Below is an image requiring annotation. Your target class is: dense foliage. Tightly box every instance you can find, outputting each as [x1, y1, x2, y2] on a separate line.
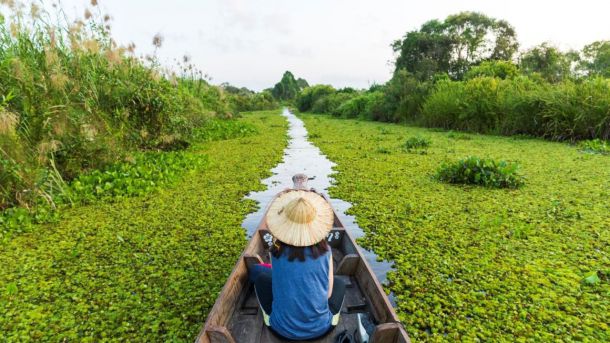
[0, 1, 277, 231]
[403, 136, 431, 153]
[295, 12, 610, 143]
[220, 83, 278, 112]
[392, 12, 518, 81]
[191, 119, 258, 142]
[271, 71, 308, 101]
[301, 114, 610, 342]
[0, 111, 288, 341]
[436, 156, 525, 189]
[578, 139, 609, 155]
[518, 43, 578, 83]
[68, 151, 208, 204]
[421, 76, 610, 140]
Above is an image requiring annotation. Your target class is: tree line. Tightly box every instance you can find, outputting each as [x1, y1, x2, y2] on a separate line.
[275, 12, 610, 141]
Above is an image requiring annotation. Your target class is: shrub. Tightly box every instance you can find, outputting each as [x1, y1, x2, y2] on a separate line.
[335, 91, 385, 120]
[227, 90, 277, 113]
[578, 139, 609, 154]
[535, 77, 610, 140]
[464, 60, 520, 80]
[296, 85, 335, 112]
[460, 77, 501, 132]
[0, 1, 238, 223]
[496, 76, 547, 136]
[421, 79, 465, 129]
[436, 156, 525, 188]
[422, 75, 610, 141]
[382, 70, 431, 122]
[403, 136, 431, 152]
[312, 92, 356, 115]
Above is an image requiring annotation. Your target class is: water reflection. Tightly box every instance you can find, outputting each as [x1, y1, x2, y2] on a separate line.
[242, 108, 396, 305]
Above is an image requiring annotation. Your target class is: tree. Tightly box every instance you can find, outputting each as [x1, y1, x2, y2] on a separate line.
[295, 84, 335, 112]
[580, 40, 610, 77]
[296, 78, 309, 90]
[271, 71, 304, 100]
[220, 82, 253, 95]
[519, 43, 578, 82]
[392, 19, 453, 82]
[392, 12, 518, 81]
[464, 60, 519, 80]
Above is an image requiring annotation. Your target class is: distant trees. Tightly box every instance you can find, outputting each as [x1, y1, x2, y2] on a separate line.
[464, 60, 519, 80]
[515, 41, 610, 82]
[392, 12, 518, 81]
[296, 77, 309, 90]
[296, 84, 335, 112]
[581, 40, 610, 77]
[219, 83, 278, 112]
[518, 43, 578, 82]
[294, 12, 609, 141]
[272, 71, 308, 101]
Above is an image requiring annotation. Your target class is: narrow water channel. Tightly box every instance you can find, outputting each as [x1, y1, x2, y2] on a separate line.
[242, 108, 396, 306]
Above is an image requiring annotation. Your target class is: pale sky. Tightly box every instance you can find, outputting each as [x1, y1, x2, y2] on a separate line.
[56, 0, 610, 91]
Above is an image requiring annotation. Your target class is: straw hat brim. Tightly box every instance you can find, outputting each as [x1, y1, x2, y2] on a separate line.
[266, 190, 334, 247]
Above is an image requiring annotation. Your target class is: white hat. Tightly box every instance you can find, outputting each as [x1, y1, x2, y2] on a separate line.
[265, 190, 334, 247]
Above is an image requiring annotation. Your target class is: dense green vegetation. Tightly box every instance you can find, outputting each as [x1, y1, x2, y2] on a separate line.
[392, 12, 518, 81]
[578, 139, 610, 155]
[296, 12, 610, 142]
[220, 83, 278, 112]
[0, 1, 277, 232]
[0, 111, 288, 341]
[271, 71, 309, 101]
[301, 114, 610, 342]
[2, 1, 608, 342]
[436, 156, 525, 189]
[403, 136, 431, 153]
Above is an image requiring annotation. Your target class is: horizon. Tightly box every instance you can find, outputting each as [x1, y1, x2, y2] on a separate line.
[53, 0, 610, 91]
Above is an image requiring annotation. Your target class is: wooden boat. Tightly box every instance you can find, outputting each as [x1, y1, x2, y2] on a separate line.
[196, 175, 410, 343]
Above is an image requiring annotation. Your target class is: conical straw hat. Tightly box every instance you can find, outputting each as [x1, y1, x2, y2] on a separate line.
[266, 190, 334, 247]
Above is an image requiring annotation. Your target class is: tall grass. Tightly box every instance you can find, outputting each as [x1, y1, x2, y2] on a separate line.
[0, 1, 259, 221]
[422, 76, 610, 140]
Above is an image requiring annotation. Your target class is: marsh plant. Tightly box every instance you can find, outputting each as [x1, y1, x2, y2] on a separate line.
[403, 136, 431, 152]
[0, 0, 274, 230]
[436, 156, 525, 188]
[577, 139, 609, 154]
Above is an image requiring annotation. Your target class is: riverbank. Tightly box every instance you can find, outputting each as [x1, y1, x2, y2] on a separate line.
[300, 114, 610, 342]
[0, 111, 288, 342]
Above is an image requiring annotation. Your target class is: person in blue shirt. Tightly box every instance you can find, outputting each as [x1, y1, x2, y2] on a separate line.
[249, 189, 346, 340]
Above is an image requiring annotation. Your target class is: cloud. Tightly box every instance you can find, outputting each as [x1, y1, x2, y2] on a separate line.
[262, 12, 293, 36]
[276, 44, 313, 58]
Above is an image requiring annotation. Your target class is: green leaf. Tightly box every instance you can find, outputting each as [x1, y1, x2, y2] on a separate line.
[583, 272, 601, 285]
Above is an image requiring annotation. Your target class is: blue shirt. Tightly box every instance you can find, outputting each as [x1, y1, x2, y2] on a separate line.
[270, 248, 332, 340]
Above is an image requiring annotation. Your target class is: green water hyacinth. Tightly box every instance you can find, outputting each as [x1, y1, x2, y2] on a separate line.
[436, 156, 525, 188]
[300, 113, 610, 342]
[0, 111, 288, 341]
[578, 139, 609, 155]
[404, 136, 431, 153]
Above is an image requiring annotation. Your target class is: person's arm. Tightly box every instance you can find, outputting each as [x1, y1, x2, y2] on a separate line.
[328, 250, 333, 299]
